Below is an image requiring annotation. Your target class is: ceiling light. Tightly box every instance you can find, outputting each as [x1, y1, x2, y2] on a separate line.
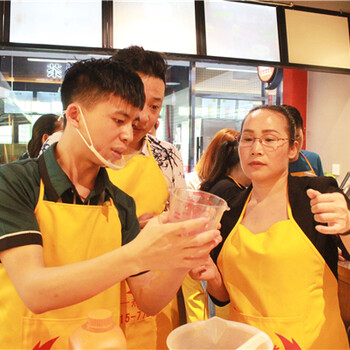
[27, 58, 77, 63]
[206, 67, 256, 73]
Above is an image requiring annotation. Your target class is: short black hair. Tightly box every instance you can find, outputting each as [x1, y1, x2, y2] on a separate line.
[61, 58, 145, 110]
[282, 104, 304, 130]
[112, 46, 167, 83]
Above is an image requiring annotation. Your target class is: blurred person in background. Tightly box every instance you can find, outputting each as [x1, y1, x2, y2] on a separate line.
[283, 104, 324, 177]
[186, 129, 250, 191]
[20, 114, 63, 159]
[109, 46, 206, 349]
[199, 128, 251, 202]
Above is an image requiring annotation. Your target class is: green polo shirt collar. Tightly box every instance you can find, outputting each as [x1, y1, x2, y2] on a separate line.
[42, 143, 115, 202]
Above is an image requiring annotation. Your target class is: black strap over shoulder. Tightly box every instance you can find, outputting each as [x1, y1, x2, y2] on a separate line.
[176, 287, 187, 326]
[37, 155, 60, 202]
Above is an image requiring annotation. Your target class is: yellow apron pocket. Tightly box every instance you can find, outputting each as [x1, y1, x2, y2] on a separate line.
[230, 306, 304, 349]
[22, 316, 87, 350]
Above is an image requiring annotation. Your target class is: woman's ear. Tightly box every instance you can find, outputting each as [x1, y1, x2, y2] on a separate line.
[41, 133, 49, 145]
[65, 104, 81, 128]
[288, 140, 299, 161]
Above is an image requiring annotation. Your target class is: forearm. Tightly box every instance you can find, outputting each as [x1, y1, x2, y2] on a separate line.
[206, 268, 229, 303]
[1, 216, 220, 314]
[1, 244, 143, 314]
[129, 269, 189, 316]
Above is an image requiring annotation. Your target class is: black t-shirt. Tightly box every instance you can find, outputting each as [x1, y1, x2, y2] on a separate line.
[207, 176, 245, 203]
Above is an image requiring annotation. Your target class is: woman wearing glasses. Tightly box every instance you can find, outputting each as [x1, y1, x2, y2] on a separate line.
[191, 105, 350, 349]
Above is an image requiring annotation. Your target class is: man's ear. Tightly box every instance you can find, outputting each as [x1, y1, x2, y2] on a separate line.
[65, 104, 81, 128]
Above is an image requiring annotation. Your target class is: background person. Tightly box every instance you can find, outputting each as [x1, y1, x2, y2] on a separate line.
[185, 133, 225, 190]
[108, 46, 206, 349]
[283, 104, 324, 177]
[0, 58, 220, 349]
[191, 105, 350, 349]
[186, 129, 250, 192]
[111, 46, 185, 196]
[199, 128, 251, 202]
[39, 129, 64, 156]
[20, 113, 63, 159]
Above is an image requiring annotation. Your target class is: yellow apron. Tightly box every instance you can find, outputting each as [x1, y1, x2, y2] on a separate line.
[291, 152, 316, 177]
[108, 138, 169, 219]
[108, 137, 207, 349]
[218, 194, 349, 349]
[214, 175, 244, 320]
[0, 180, 122, 349]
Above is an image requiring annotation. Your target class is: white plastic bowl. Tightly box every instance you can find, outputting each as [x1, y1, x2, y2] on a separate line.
[167, 316, 273, 350]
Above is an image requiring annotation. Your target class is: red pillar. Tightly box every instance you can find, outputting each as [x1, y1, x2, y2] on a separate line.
[283, 68, 308, 147]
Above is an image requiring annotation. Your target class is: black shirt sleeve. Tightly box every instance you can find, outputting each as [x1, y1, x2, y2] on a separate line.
[288, 175, 350, 279]
[0, 160, 42, 252]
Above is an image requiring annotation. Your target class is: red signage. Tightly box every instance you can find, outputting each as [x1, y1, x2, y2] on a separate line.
[258, 66, 275, 82]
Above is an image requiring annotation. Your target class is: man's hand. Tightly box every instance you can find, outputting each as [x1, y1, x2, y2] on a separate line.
[130, 212, 222, 272]
[307, 189, 350, 235]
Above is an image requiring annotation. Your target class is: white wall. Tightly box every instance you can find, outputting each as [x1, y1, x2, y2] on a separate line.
[307, 71, 350, 185]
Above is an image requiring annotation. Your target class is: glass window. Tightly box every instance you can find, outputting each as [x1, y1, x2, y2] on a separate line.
[192, 62, 268, 167]
[204, 0, 280, 62]
[113, 0, 196, 54]
[159, 61, 279, 172]
[10, 0, 102, 47]
[0, 51, 107, 162]
[159, 60, 191, 171]
[0, 51, 281, 169]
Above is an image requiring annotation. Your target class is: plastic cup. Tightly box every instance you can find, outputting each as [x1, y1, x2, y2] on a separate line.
[168, 188, 229, 230]
[166, 316, 273, 350]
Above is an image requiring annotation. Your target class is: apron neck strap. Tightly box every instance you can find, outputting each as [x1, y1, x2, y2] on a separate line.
[38, 155, 60, 202]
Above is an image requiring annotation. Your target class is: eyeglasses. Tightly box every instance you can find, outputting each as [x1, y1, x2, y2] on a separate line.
[239, 134, 290, 150]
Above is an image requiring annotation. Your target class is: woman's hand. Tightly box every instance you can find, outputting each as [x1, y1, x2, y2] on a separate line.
[307, 189, 350, 234]
[189, 255, 229, 303]
[189, 257, 219, 281]
[138, 213, 155, 229]
[338, 247, 346, 261]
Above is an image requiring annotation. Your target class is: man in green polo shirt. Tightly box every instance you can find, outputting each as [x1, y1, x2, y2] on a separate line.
[0, 58, 220, 349]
